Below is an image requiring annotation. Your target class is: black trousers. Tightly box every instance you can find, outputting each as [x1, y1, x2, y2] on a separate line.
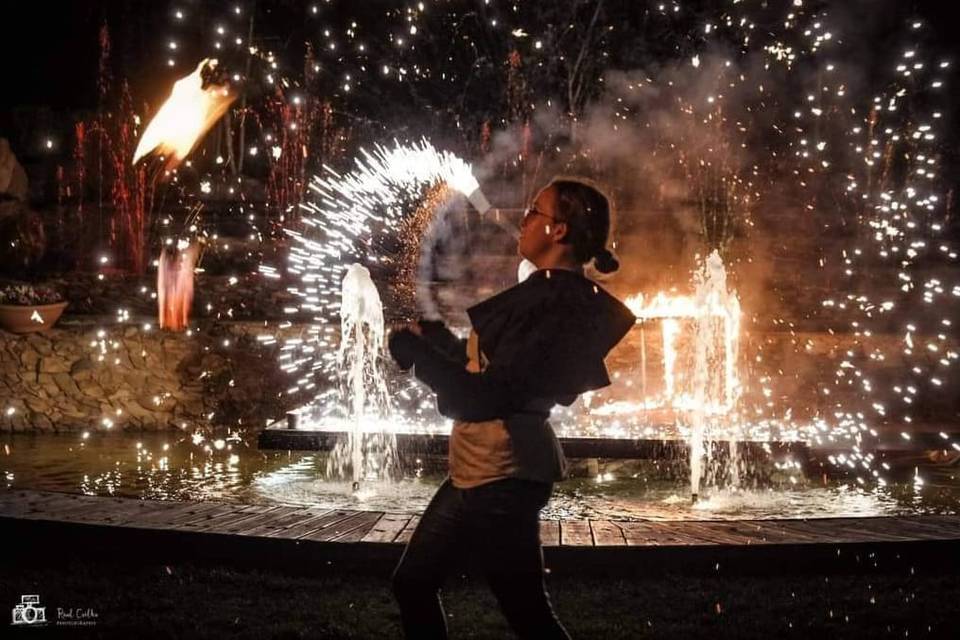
[392, 477, 571, 639]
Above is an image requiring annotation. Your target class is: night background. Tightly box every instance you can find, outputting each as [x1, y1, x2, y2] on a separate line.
[1, 1, 959, 638]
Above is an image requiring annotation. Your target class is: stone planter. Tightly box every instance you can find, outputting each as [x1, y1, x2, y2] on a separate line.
[0, 301, 68, 333]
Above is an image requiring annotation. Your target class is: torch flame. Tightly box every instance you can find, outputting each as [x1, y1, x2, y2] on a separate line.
[133, 59, 236, 171]
[157, 241, 200, 331]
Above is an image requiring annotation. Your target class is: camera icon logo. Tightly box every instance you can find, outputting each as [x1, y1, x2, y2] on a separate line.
[11, 594, 47, 626]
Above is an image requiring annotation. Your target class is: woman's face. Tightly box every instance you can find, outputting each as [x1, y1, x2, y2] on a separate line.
[518, 185, 563, 265]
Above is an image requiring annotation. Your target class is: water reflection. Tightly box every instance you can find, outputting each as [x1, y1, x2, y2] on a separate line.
[1, 432, 957, 521]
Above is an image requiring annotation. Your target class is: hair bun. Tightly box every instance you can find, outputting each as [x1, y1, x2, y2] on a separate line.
[594, 248, 619, 274]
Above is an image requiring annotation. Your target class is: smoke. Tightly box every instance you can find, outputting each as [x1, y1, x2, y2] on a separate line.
[472, 41, 794, 316]
[441, 0, 950, 357]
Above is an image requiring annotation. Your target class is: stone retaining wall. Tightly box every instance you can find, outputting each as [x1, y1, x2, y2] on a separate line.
[2, 315, 955, 434]
[0, 318, 307, 433]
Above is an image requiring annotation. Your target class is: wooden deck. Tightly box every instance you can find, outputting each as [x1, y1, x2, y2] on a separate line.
[2, 489, 959, 576]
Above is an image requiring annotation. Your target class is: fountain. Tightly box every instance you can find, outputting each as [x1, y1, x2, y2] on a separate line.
[617, 251, 742, 501]
[264, 247, 771, 507]
[290, 263, 398, 490]
[688, 250, 742, 500]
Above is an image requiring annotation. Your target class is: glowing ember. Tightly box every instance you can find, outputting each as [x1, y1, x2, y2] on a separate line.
[132, 59, 235, 171]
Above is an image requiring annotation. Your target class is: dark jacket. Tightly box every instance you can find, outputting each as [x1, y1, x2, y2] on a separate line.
[389, 268, 636, 423]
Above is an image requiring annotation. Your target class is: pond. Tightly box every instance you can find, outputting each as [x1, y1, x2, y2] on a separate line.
[2, 432, 958, 521]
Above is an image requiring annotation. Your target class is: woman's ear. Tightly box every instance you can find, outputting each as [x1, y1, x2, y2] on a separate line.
[551, 220, 569, 243]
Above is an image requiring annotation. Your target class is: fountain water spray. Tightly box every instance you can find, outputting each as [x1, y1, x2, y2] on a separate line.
[688, 251, 741, 501]
[325, 263, 396, 489]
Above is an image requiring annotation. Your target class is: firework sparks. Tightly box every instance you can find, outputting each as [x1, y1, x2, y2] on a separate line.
[262, 138, 487, 407]
[134, 1, 957, 493]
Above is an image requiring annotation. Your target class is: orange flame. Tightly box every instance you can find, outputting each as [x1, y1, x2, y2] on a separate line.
[133, 59, 235, 171]
[623, 291, 741, 415]
[157, 242, 200, 331]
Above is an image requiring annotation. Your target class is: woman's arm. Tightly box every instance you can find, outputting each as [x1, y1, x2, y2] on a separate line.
[416, 320, 468, 366]
[389, 329, 522, 422]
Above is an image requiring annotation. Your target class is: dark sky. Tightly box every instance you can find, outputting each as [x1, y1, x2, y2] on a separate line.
[3, 1, 153, 110]
[2, 0, 957, 110]
[1, 0, 958, 162]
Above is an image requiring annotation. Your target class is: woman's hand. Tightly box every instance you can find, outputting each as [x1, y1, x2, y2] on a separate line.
[389, 321, 422, 336]
[388, 323, 424, 371]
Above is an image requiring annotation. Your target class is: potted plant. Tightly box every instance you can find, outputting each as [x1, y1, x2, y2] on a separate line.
[0, 283, 68, 333]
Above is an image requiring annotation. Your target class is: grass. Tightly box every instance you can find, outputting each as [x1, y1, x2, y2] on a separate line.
[2, 558, 958, 639]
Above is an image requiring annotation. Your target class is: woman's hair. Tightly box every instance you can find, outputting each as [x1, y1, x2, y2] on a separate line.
[549, 177, 620, 274]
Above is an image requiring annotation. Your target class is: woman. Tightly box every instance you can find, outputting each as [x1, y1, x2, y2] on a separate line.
[388, 177, 636, 639]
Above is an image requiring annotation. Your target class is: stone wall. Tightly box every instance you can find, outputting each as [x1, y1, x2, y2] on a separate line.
[0, 318, 308, 433]
[2, 312, 956, 434]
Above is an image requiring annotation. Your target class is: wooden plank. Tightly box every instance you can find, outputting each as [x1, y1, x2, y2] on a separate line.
[15, 493, 107, 517]
[655, 522, 719, 545]
[560, 520, 593, 546]
[711, 520, 804, 545]
[60, 498, 160, 525]
[139, 501, 230, 527]
[330, 512, 383, 543]
[755, 520, 833, 543]
[775, 519, 877, 543]
[887, 517, 960, 539]
[174, 504, 253, 528]
[215, 506, 304, 535]
[14, 493, 94, 517]
[272, 509, 360, 540]
[6, 494, 172, 528]
[828, 518, 926, 542]
[110, 501, 192, 526]
[19, 499, 106, 520]
[0, 491, 27, 513]
[616, 521, 661, 546]
[539, 520, 560, 547]
[395, 515, 421, 545]
[164, 501, 234, 526]
[619, 521, 708, 546]
[361, 513, 411, 543]
[590, 520, 626, 546]
[4, 490, 78, 506]
[263, 509, 339, 539]
[672, 522, 757, 545]
[301, 511, 379, 542]
[25, 491, 102, 505]
[239, 508, 333, 538]
[193, 505, 285, 533]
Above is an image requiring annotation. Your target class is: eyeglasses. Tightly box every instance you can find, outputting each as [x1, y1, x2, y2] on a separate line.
[521, 206, 561, 225]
